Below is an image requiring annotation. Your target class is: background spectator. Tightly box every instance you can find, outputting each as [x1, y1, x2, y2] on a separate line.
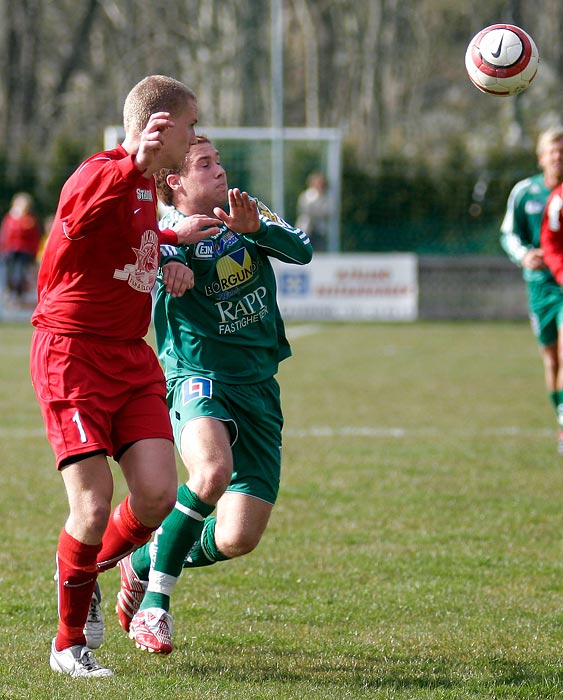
[296, 171, 334, 251]
[0, 192, 42, 306]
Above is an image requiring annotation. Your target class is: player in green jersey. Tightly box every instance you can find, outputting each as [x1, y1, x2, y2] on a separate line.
[116, 135, 313, 653]
[500, 126, 563, 453]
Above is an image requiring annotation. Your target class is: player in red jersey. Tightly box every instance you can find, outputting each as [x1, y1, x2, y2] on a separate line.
[540, 183, 563, 423]
[541, 184, 563, 279]
[30, 75, 221, 678]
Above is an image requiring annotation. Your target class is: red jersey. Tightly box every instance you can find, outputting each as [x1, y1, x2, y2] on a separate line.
[0, 211, 42, 256]
[540, 184, 563, 284]
[32, 145, 171, 340]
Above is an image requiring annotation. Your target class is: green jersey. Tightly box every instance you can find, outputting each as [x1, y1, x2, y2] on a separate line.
[154, 199, 313, 384]
[500, 172, 554, 284]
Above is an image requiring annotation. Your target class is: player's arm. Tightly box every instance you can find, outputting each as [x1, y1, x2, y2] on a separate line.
[61, 113, 181, 238]
[215, 189, 313, 265]
[499, 179, 538, 267]
[158, 242, 194, 297]
[159, 212, 222, 246]
[540, 188, 563, 284]
[59, 156, 148, 238]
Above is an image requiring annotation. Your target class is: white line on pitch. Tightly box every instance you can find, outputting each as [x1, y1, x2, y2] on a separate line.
[285, 324, 323, 339]
[2, 425, 554, 440]
[284, 426, 554, 438]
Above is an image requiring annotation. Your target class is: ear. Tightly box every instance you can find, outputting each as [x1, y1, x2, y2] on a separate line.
[167, 172, 183, 191]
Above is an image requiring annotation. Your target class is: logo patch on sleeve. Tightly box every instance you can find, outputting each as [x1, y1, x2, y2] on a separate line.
[182, 377, 213, 404]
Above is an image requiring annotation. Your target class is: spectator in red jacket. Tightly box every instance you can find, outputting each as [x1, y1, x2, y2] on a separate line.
[0, 192, 42, 302]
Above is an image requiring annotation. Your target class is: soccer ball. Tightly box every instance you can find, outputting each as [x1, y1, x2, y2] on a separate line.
[465, 24, 539, 96]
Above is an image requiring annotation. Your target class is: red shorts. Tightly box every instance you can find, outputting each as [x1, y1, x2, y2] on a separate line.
[30, 330, 173, 467]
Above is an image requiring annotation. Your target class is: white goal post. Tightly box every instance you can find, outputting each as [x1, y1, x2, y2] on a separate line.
[104, 125, 343, 251]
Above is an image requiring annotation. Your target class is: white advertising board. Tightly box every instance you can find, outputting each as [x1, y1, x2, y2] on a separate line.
[272, 253, 418, 321]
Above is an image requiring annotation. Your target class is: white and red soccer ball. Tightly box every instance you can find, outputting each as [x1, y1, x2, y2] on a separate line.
[465, 24, 539, 97]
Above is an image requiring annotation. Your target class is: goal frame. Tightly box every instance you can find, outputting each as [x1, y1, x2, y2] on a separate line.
[104, 125, 342, 251]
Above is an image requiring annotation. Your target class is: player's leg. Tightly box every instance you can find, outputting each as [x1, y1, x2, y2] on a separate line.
[142, 417, 230, 606]
[51, 458, 114, 676]
[32, 332, 167, 675]
[529, 286, 563, 450]
[97, 438, 177, 572]
[97, 365, 179, 573]
[54, 455, 112, 659]
[184, 492, 272, 567]
[539, 341, 558, 394]
[554, 303, 563, 453]
[30, 330, 114, 668]
[538, 340, 563, 452]
[126, 415, 232, 652]
[184, 377, 282, 568]
[216, 491, 273, 556]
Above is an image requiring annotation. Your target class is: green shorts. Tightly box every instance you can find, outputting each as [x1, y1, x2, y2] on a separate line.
[167, 375, 283, 505]
[527, 278, 563, 346]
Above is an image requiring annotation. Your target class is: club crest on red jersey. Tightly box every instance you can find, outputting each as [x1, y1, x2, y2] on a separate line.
[113, 229, 159, 293]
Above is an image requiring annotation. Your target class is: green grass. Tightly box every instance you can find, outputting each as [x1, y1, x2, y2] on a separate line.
[0, 320, 562, 699]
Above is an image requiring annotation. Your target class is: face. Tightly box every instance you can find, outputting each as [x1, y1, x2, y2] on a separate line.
[539, 138, 563, 187]
[161, 98, 199, 170]
[175, 141, 228, 213]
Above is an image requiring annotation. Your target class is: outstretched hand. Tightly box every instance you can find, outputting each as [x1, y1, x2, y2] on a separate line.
[214, 188, 260, 234]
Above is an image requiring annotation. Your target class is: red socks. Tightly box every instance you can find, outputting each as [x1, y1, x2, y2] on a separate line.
[54, 497, 155, 650]
[54, 529, 101, 651]
[96, 495, 155, 572]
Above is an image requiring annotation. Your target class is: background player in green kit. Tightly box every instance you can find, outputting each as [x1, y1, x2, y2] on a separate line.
[500, 126, 563, 453]
[116, 135, 313, 654]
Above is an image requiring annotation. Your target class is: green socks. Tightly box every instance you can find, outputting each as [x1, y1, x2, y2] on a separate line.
[183, 516, 231, 568]
[133, 484, 214, 612]
[550, 390, 563, 427]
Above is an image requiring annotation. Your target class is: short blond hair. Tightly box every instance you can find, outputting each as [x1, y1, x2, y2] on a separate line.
[536, 126, 563, 156]
[123, 75, 196, 136]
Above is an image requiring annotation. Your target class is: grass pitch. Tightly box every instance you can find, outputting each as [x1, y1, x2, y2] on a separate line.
[0, 320, 562, 699]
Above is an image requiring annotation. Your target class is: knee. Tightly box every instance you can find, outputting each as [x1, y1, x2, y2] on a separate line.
[219, 531, 262, 559]
[190, 463, 232, 505]
[546, 353, 558, 374]
[153, 485, 177, 521]
[72, 501, 112, 541]
[137, 484, 177, 526]
[542, 345, 559, 373]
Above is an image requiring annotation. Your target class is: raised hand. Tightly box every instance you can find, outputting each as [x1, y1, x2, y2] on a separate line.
[214, 188, 260, 234]
[134, 112, 175, 175]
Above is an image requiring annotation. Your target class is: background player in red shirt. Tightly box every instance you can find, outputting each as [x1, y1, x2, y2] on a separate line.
[29, 75, 220, 678]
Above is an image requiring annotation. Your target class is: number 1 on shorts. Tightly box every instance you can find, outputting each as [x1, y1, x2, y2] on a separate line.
[72, 410, 88, 443]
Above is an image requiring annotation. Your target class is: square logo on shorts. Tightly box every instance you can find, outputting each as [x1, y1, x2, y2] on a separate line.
[182, 377, 213, 404]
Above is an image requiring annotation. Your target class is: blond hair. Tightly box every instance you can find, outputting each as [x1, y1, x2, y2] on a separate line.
[536, 126, 563, 156]
[123, 75, 196, 136]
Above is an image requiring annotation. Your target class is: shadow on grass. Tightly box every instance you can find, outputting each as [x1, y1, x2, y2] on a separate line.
[143, 647, 563, 695]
